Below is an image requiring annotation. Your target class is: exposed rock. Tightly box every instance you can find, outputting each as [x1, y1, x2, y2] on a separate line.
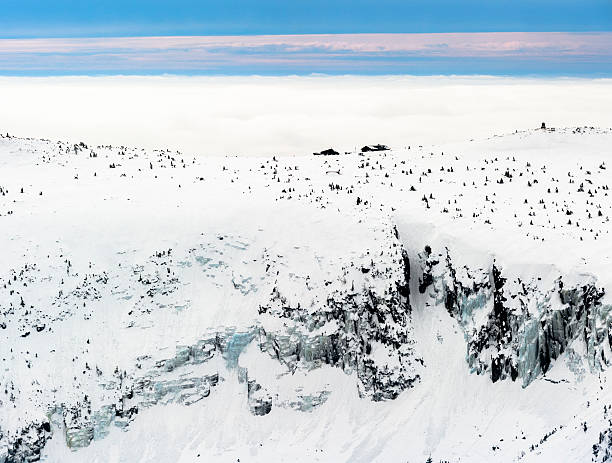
[247, 380, 273, 416]
[258, 235, 421, 401]
[416, 246, 612, 387]
[1, 419, 52, 463]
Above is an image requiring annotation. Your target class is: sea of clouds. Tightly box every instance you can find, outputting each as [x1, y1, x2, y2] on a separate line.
[1, 75, 611, 155]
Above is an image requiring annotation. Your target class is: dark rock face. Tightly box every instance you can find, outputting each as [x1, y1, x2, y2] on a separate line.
[590, 403, 612, 463]
[2, 420, 52, 463]
[593, 425, 612, 462]
[247, 381, 273, 416]
[258, 243, 422, 401]
[417, 246, 612, 387]
[418, 247, 437, 294]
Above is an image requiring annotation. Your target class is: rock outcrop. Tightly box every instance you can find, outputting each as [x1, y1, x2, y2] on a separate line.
[416, 246, 612, 387]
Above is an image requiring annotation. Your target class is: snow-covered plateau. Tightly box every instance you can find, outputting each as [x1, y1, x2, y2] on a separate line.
[1, 126, 611, 462]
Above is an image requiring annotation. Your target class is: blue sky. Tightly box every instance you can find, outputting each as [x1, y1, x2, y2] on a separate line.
[1, 0, 611, 37]
[0, 1, 610, 75]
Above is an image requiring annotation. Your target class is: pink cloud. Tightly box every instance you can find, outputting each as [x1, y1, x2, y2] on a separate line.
[1, 32, 611, 57]
[0, 32, 610, 73]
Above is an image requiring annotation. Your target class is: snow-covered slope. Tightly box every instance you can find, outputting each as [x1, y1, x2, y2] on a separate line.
[0, 127, 610, 462]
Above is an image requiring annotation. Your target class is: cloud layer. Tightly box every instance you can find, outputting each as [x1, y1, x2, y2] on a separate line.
[1, 75, 611, 155]
[0, 32, 611, 75]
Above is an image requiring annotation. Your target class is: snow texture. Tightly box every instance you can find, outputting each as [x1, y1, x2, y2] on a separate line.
[0, 126, 611, 462]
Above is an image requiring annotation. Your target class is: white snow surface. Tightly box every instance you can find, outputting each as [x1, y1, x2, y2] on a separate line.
[1, 126, 611, 462]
